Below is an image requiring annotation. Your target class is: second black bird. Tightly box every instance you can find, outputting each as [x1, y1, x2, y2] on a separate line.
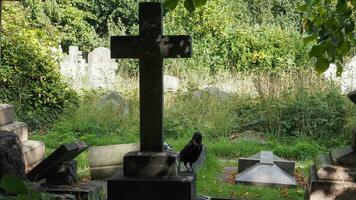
[180, 131, 203, 172]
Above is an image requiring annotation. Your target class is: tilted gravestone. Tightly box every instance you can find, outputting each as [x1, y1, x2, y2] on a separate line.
[235, 151, 297, 187]
[27, 142, 106, 200]
[107, 2, 208, 200]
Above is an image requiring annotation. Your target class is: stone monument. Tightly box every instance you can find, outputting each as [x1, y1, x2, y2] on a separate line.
[88, 47, 119, 90]
[107, 2, 205, 200]
[306, 90, 356, 200]
[235, 151, 297, 187]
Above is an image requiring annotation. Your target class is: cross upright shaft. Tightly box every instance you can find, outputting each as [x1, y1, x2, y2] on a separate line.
[111, 3, 192, 152]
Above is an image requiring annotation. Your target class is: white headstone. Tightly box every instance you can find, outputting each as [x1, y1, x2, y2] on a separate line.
[88, 47, 118, 90]
[164, 75, 180, 93]
[323, 56, 356, 93]
[341, 56, 356, 93]
[60, 46, 88, 90]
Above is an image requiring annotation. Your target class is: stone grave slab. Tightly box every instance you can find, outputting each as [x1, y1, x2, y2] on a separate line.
[307, 166, 356, 200]
[0, 121, 28, 142]
[37, 181, 107, 200]
[235, 151, 297, 187]
[22, 140, 45, 172]
[306, 129, 356, 199]
[88, 143, 139, 180]
[0, 104, 13, 126]
[27, 141, 88, 182]
[315, 154, 356, 182]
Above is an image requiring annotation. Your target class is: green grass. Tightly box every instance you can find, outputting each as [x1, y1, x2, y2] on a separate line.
[30, 70, 356, 199]
[31, 131, 335, 199]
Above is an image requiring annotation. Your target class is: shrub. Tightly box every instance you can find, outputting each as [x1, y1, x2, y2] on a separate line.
[235, 80, 348, 138]
[0, 4, 78, 130]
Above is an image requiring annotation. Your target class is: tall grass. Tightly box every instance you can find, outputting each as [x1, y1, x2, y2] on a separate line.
[49, 69, 354, 144]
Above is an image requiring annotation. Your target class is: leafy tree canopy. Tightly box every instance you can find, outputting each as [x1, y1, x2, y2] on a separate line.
[299, 0, 356, 74]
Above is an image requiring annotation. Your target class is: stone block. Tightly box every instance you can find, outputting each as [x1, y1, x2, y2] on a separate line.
[88, 143, 139, 167]
[90, 165, 123, 180]
[331, 147, 356, 167]
[22, 140, 45, 172]
[123, 151, 179, 178]
[0, 122, 28, 142]
[38, 181, 107, 200]
[315, 154, 356, 182]
[107, 172, 194, 200]
[0, 104, 14, 126]
[308, 166, 356, 200]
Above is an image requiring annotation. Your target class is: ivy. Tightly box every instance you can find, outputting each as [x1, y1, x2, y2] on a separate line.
[299, 0, 356, 74]
[165, 0, 207, 12]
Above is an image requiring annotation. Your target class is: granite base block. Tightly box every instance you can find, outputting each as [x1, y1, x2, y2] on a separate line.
[0, 104, 14, 126]
[123, 151, 179, 177]
[108, 173, 194, 200]
[38, 181, 106, 200]
[90, 165, 123, 180]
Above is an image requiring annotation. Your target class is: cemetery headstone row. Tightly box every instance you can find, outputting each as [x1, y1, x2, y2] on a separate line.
[60, 46, 119, 90]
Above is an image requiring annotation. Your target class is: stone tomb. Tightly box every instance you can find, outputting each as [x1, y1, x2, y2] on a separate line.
[27, 142, 106, 200]
[306, 91, 356, 200]
[306, 134, 356, 199]
[107, 2, 209, 200]
[0, 104, 45, 172]
[235, 151, 297, 187]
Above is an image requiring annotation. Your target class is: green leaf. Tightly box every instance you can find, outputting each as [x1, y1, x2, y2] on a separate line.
[303, 34, 317, 43]
[193, 0, 207, 8]
[0, 175, 28, 195]
[315, 57, 330, 73]
[345, 21, 355, 34]
[164, 0, 179, 10]
[184, 0, 195, 12]
[309, 42, 328, 57]
[337, 41, 351, 55]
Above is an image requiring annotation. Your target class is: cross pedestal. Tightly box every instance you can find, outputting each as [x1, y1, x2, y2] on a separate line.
[107, 3, 197, 200]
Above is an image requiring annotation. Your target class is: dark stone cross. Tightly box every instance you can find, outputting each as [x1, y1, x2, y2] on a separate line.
[111, 2, 192, 152]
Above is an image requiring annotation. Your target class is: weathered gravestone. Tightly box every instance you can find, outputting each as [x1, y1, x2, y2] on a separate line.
[306, 91, 356, 200]
[88, 47, 118, 90]
[108, 2, 208, 200]
[235, 151, 297, 187]
[28, 142, 106, 200]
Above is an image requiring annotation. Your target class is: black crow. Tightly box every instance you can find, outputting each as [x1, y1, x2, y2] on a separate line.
[180, 131, 203, 172]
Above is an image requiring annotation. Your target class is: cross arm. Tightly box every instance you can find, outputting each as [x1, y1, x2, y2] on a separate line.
[160, 36, 192, 58]
[111, 36, 141, 59]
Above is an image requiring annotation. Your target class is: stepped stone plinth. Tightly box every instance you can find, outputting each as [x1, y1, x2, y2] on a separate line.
[0, 121, 28, 142]
[22, 140, 46, 172]
[0, 104, 14, 126]
[0, 103, 45, 172]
